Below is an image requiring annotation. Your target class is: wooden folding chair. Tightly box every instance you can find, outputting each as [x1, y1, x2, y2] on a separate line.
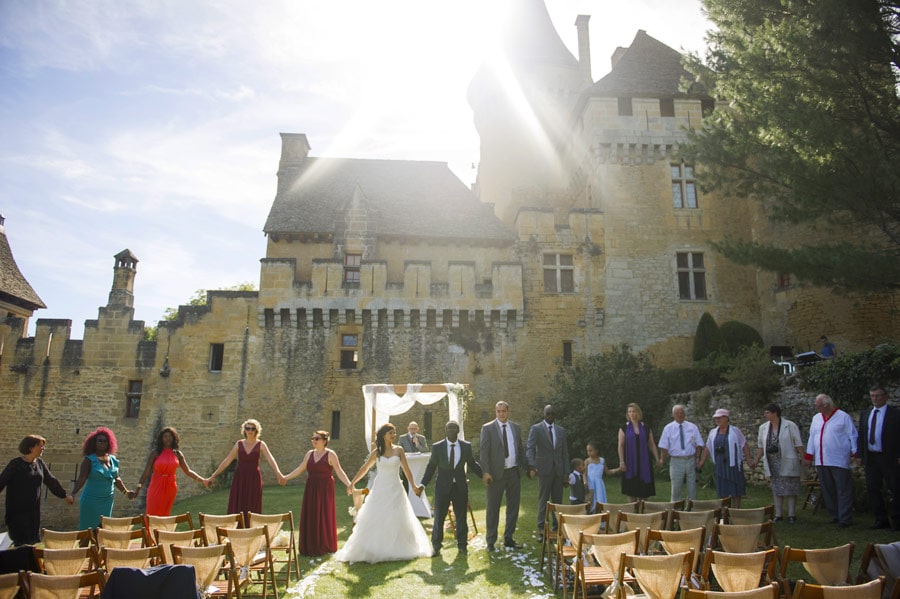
[100, 515, 144, 531]
[793, 578, 884, 599]
[100, 545, 161, 572]
[0, 573, 19, 599]
[618, 550, 694, 599]
[556, 512, 608, 598]
[685, 582, 781, 599]
[856, 541, 900, 599]
[643, 500, 686, 530]
[248, 512, 300, 587]
[200, 513, 245, 545]
[540, 502, 589, 578]
[701, 549, 778, 592]
[217, 526, 277, 599]
[173, 543, 233, 599]
[33, 546, 100, 575]
[597, 501, 639, 533]
[447, 499, 479, 538]
[724, 507, 775, 525]
[780, 544, 855, 596]
[41, 528, 96, 549]
[801, 473, 821, 514]
[570, 529, 640, 599]
[145, 512, 194, 535]
[616, 510, 666, 554]
[20, 570, 106, 599]
[710, 523, 775, 554]
[689, 498, 732, 511]
[155, 528, 207, 564]
[96, 528, 147, 550]
[646, 527, 706, 587]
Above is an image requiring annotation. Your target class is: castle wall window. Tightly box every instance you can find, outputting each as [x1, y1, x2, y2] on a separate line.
[331, 411, 341, 440]
[562, 341, 573, 366]
[776, 272, 792, 289]
[340, 333, 358, 369]
[676, 252, 707, 300]
[208, 343, 224, 372]
[125, 380, 142, 418]
[543, 254, 574, 293]
[343, 253, 361, 285]
[660, 98, 675, 117]
[671, 163, 698, 208]
[618, 97, 633, 116]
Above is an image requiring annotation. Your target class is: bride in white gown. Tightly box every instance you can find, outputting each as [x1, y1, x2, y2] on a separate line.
[335, 423, 433, 563]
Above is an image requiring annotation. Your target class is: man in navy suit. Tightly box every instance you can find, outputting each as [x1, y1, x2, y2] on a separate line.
[480, 401, 526, 551]
[419, 421, 483, 555]
[857, 384, 900, 530]
[527, 404, 569, 538]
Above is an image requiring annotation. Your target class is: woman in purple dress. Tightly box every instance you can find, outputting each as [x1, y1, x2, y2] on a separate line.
[206, 419, 284, 517]
[617, 403, 660, 501]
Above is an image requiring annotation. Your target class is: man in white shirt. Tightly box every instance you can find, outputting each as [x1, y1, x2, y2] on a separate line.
[480, 401, 526, 551]
[657, 404, 704, 502]
[804, 394, 858, 527]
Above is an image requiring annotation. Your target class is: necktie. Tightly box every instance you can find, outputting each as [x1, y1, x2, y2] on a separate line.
[679, 423, 685, 451]
[450, 443, 456, 468]
[870, 409, 878, 445]
[548, 424, 554, 448]
[502, 424, 510, 459]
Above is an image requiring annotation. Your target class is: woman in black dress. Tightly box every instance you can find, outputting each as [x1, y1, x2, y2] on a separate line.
[617, 403, 660, 501]
[0, 435, 73, 545]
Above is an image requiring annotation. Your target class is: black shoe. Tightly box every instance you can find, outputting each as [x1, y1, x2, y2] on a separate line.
[458, 546, 468, 555]
[773, 516, 783, 522]
[432, 547, 441, 557]
[486, 544, 496, 552]
[870, 521, 890, 530]
[537, 533, 544, 543]
[788, 516, 797, 524]
[504, 540, 523, 549]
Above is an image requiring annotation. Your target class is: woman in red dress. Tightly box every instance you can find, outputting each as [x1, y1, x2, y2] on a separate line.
[283, 430, 351, 555]
[136, 427, 206, 516]
[206, 419, 284, 518]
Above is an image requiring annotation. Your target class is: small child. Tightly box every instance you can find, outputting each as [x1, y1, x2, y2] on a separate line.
[568, 458, 587, 504]
[585, 441, 621, 511]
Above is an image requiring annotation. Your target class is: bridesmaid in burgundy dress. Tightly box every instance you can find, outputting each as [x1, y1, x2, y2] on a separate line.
[283, 430, 351, 555]
[207, 419, 284, 518]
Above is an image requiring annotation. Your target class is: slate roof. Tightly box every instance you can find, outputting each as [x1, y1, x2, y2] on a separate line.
[586, 30, 709, 99]
[502, 0, 579, 68]
[264, 157, 516, 242]
[0, 220, 46, 310]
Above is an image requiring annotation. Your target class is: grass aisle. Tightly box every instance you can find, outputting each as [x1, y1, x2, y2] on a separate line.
[172, 473, 898, 598]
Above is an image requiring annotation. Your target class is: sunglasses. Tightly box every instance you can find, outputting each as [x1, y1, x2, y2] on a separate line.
[244, 426, 257, 431]
[96, 438, 109, 443]
[311, 436, 323, 441]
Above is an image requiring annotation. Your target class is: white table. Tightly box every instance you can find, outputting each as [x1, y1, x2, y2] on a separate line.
[406, 452, 433, 518]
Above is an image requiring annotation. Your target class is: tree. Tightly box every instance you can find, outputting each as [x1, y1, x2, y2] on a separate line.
[692, 312, 726, 362]
[539, 345, 668, 462]
[682, 0, 900, 291]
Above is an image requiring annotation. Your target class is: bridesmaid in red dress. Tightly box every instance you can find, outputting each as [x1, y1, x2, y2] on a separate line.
[283, 430, 351, 555]
[137, 427, 206, 516]
[207, 419, 285, 518]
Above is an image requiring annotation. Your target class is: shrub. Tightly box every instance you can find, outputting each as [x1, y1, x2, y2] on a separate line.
[693, 312, 727, 362]
[722, 345, 783, 407]
[719, 321, 764, 355]
[538, 344, 668, 462]
[801, 341, 900, 411]
[660, 366, 724, 394]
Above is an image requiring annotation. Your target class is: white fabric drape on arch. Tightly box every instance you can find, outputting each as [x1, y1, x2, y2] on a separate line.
[362, 383, 466, 449]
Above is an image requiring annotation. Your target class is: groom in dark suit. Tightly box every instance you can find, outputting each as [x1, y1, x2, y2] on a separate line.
[419, 420, 483, 555]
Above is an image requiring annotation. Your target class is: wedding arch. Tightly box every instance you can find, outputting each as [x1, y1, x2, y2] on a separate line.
[361, 383, 470, 449]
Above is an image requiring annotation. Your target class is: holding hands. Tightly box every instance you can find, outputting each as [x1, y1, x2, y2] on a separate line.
[414, 484, 424, 497]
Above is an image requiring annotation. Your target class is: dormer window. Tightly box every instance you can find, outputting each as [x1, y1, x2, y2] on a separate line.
[343, 253, 361, 285]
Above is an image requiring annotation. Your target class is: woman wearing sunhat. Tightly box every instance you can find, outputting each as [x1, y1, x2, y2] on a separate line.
[698, 409, 752, 507]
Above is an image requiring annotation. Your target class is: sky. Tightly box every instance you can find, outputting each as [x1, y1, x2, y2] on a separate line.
[0, 0, 712, 338]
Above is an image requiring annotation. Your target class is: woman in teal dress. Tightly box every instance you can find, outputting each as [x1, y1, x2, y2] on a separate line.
[71, 427, 134, 529]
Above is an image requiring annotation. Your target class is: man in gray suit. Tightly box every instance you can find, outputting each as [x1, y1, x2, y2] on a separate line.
[398, 421, 429, 453]
[527, 404, 569, 538]
[480, 401, 526, 551]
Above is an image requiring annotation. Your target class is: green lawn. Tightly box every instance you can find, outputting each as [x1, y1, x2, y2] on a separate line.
[171, 477, 896, 599]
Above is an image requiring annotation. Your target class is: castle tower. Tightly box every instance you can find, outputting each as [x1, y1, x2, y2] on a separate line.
[0, 214, 46, 334]
[467, 0, 590, 225]
[107, 249, 138, 308]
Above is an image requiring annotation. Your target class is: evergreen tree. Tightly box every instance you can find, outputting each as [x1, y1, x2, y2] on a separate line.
[683, 0, 900, 291]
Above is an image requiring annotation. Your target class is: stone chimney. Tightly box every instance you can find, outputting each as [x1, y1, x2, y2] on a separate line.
[575, 15, 592, 84]
[277, 133, 311, 195]
[108, 249, 138, 308]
